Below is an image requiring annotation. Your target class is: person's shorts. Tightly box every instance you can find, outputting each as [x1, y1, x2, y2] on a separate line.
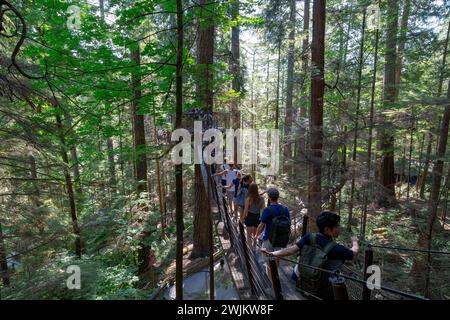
[226, 190, 235, 201]
[221, 179, 227, 193]
[244, 213, 260, 228]
[262, 239, 282, 252]
[291, 265, 299, 283]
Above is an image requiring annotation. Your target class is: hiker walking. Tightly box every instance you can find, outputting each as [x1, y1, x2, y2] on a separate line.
[235, 174, 253, 222]
[255, 187, 291, 252]
[241, 183, 265, 248]
[219, 157, 230, 194]
[225, 170, 242, 220]
[213, 160, 238, 214]
[261, 211, 359, 300]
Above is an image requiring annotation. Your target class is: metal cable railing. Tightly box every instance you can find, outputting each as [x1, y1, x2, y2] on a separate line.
[360, 240, 450, 255]
[264, 252, 429, 300]
[210, 172, 274, 299]
[209, 172, 433, 300]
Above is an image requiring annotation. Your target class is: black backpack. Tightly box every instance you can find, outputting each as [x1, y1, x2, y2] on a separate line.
[297, 233, 337, 299]
[267, 206, 291, 248]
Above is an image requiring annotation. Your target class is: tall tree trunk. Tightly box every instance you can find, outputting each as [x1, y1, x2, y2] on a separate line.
[338, 126, 348, 216]
[266, 53, 270, 118]
[406, 106, 414, 199]
[419, 21, 449, 198]
[294, 0, 310, 183]
[99, 0, 105, 21]
[416, 132, 425, 195]
[275, 42, 281, 130]
[307, 0, 326, 232]
[231, 0, 240, 164]
[0, 221, 10, 287]
[348, 9, 366, 231]
[251, 49, 257, 180]
[107, 137, 117, 191]
[419, 132, 433, 198]
[438, 21, 450, 97]
[394, 0, 411, 99]
[283, 0, 297, 175]
[99, 0, 116, 197]
[65, 115, 83, 196]
[362, 25, 380, 238]
[191, 0, 214, 259]
[378, 0, 399, 207]
[441, 165, 450, 225]
[28, 152, 45, 233]
[153, 117, 166, 239]
[55, 114, 83, 257]
[175, 0, 184, 299]
[416, 80, 450, 297]
[131, 47, 153, 283]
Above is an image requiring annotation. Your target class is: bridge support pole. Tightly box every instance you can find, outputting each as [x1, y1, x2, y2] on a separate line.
[362, 247, 374, 300]
[330, 276, 349, 300]
[213, 173, 234, 249]
[239, 221, 256, 296]
[301, 215, 308, 236]
[268, 258, 284, 300]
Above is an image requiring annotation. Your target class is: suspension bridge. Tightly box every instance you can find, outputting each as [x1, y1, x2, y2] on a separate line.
[207, 165, 449, 300]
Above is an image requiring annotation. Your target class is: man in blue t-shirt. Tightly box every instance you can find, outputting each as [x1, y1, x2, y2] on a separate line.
[255, 187, 290, 251]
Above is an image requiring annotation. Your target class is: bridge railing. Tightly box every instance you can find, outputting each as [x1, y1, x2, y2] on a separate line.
[209, 165, 441, 300]
[210, 167, 274, 300]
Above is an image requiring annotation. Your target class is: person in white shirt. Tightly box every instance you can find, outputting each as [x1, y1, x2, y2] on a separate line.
[219, 157, 230, 194]
[213, 160, 238, 214]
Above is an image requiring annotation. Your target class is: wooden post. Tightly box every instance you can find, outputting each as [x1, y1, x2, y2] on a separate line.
[301, 215, 308, 237]
[239, 222, 256, 295]
[268, 258, 283, 300]
[330, 276, 349, 300]
[222, 190, 234, 248]
[362, 247, 374, 300]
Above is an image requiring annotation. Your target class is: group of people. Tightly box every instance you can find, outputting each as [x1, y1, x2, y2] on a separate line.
[213, 159, 280, 248]
[213, 158, 360, 300]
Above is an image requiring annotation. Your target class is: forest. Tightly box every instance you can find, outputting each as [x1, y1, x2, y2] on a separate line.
[0, 0, 449, 301]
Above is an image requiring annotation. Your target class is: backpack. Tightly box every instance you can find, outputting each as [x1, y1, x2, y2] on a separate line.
[267, 206, 291, 248]
[236, 184, 248, 207]
[297, 233, 337, 299]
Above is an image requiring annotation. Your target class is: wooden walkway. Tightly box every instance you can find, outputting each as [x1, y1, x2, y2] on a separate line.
[211, 178, 305, 300]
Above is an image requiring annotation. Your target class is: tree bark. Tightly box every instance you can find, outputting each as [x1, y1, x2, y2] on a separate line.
[437, 21, 450, 97]
[307, 0, 326, 232]
[131, 47, 153, 283]
[55, 114, 83, 257]
[266, 53, 270, 118]
[275, 42, 281, 130]
[294, 0, 310, 183]
[0, 222, 10, 287]
[418, 132, 433, 198]
[362, 25, 380, 238]
[191, 0, 214, 259]
[231, 0, 241, 164]
[416, 80, 450, 297]
[107, 137, 117, 191]
[153, 119, 166, 238]
[283, 0, 297, 175]
[348, 9, 366, 231]
[441, 165, 450, 225]
[419, 21, 450, 198]
[175, 0, 184, 299]
[394, 0, 411, 99]
[378, 0, 399, 207]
